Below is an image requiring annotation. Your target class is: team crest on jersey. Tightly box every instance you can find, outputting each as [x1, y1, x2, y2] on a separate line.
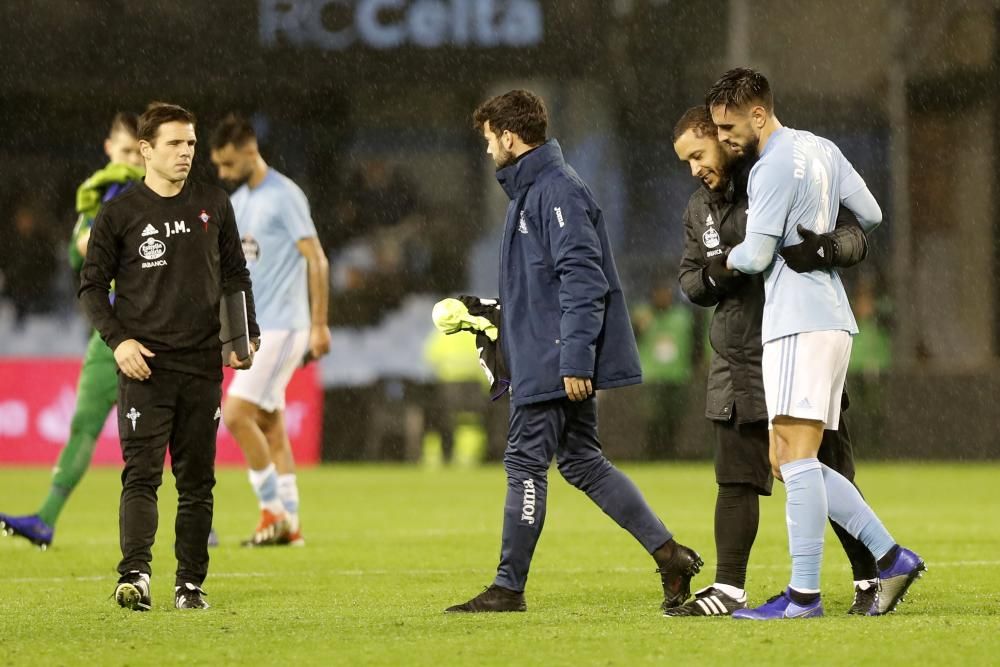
[702, 227, 720, 249]
[242, 234, 260, 262]
[199, 209, 211, 231]
[139, 237, 166, 260]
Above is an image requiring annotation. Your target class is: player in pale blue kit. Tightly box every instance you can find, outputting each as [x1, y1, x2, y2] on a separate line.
[210, 115, 331, 546]
[705, 68, 924, 619]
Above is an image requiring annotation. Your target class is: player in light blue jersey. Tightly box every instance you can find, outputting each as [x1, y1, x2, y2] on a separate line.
[705, 68, 924, 619]
[210, 115, 331, 547]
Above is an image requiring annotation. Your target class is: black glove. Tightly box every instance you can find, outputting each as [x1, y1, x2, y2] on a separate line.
[780, 224, 836, 272]
[702, 252, 744, 294]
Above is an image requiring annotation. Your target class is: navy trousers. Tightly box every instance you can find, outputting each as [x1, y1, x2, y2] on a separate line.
[494, 396, 672, 591]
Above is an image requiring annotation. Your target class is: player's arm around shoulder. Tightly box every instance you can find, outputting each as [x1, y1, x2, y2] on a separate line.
[727, 160, 790, 274]
[828, 206, 868, 268]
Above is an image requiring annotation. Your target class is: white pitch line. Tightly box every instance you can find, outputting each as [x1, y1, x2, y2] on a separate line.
[2, 560, 992, 585]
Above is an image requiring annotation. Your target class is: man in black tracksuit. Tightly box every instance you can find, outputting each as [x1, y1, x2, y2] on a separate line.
[80, 103, 259, 611]
[446, 90, 703, 614]
[667, 106, 878, 616]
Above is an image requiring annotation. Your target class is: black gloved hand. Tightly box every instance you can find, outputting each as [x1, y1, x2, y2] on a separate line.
[780, 224, 836, 272]
[702, 252, 744, 294]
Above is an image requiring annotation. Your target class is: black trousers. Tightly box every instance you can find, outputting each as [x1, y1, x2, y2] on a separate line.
[116, 369, 221, 587]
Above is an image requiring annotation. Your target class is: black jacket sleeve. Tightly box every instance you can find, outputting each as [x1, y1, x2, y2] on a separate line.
[219, 199, 260, 339]
[78, 207, 129, 351]
[678, 204, 721, 307]
[828, 205, 868, 268]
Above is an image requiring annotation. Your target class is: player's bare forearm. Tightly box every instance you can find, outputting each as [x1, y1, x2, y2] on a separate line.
[297, 237, 329, 327]
[307, 257, 329, 326]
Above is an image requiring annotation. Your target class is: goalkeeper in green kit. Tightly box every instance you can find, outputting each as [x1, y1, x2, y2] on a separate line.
[0, 113, 144, 548]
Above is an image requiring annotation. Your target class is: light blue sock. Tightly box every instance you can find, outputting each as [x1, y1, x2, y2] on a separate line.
[780, 458, 826, 592]
[821, 464, 895, 561]
[248, 464, 284, 514]
[277, 474, 299, 516]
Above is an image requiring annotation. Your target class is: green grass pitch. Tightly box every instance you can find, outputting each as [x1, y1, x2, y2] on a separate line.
[2, 462, 999, 665]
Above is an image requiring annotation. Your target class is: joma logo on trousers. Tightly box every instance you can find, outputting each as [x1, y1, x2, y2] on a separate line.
[521, 478, 536, 524]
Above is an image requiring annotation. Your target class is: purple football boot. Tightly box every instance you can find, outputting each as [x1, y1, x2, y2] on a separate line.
[732, 589, 824, 620]
[0, 513, 54, 549]
[869, 546, 926, 615]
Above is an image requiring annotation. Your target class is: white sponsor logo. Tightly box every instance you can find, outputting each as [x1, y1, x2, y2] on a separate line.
[0, 401, 29, 437]
[38, 388, 77, 443]
[520, 478, 537, 525]
[126, 407, 141, 431]
[702, 227, 720, 249]
[141, 223, 159, 237]
[796, 397, 813, 409]
[518, 210, 528, 234]
[214, 407, 222, 421]
[259, 0, 543, 51]
[142, 260, 168, 269]
[283, 403, 307, 438]
[705, 213, 715, 227]
[554, 206, 565, 228]
[706, 248, 725, 258]
[139, 237, 166, 260]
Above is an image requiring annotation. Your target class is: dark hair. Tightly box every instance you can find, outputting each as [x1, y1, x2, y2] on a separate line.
[705, 67, 774, 113]
[472, 89, 547, 145]
[109, 112, 138, 138]
[210, 113, 257, 151]
[137, 102, 196, 145]
[672, 106, 717, 143]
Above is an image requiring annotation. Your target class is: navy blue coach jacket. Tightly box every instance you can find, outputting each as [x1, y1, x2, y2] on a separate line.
[495, 139, 642, 406]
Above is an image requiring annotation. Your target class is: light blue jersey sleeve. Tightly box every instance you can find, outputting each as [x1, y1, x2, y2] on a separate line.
[727, 160, 789, 274]
[728, 230, 779, 274]
[286, 185, 318, 240]
[836, 148, 882, 232]
[746, 160, 795, 237]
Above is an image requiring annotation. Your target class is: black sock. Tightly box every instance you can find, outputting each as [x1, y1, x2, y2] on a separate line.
[714, 483, 760, 589]
[830, 518, 879, 581]
[877, 544, 900, 571]
[788, 588, 820, 605]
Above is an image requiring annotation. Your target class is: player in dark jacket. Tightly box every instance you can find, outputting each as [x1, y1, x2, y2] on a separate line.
[668, 106, 878, 616]
[446, 90, 702, 614]
[80, 103, 259, 612]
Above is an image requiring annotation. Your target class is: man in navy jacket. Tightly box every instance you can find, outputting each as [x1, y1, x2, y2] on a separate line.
[446, 90, 703, 614]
